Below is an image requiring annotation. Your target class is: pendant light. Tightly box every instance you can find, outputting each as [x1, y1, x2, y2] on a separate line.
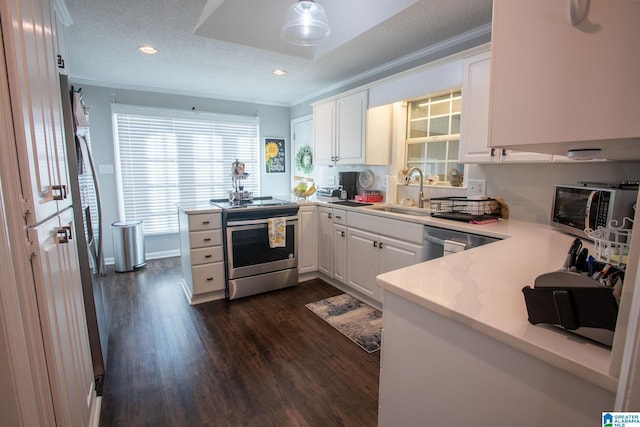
[281, 0, 330, 46]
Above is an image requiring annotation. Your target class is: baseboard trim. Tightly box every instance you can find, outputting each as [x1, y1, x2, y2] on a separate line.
[104, 249, 180, 266]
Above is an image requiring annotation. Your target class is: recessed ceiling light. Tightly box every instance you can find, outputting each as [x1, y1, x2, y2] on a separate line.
[272, 69, 287, 76]
[138, 45, 159, 55]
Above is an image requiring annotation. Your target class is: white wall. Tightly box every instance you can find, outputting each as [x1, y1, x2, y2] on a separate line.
[468, 162, 640, 223]
[78, 85, 291, 261]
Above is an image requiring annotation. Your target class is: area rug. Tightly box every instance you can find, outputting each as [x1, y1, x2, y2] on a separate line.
[305, 294, 382, 353]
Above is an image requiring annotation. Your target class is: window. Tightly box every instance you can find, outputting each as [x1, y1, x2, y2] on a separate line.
[406, 91, 463, 184]
[112, 104, 260, 235]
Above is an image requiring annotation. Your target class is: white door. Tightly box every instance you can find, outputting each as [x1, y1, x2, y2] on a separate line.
[3, 0, 72, 224]
[335, 91, 367, 164]
[313, 101, 335, 165]
[28, 207, 94, 427]
[298, 206, 318, 274]
[317, 207, 333, 276]
[333, 223, 347, 284]
[346, 228, 378, 298]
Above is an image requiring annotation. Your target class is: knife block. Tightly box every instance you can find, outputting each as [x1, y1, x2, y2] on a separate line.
[522, 268, 624, 347]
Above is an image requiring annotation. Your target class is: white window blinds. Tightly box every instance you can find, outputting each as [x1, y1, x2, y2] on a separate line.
[112, 104, 260, 235]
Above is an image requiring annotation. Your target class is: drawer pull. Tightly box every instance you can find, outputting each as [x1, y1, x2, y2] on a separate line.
[202, 221, 210, 224]
[205, 254, 212, 258]
[206, 277, 214, 281]
[204, 238, 211, 242]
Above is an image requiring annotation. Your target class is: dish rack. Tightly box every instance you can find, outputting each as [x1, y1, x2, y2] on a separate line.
[585, 217, 634, 267]
[429, 196, 501, 222]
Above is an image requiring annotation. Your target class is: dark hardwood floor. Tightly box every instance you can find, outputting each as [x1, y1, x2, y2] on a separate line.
[99, 257, 380, 426]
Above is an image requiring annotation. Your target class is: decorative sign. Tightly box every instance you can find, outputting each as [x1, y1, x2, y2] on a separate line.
[265, 137, 286, 173]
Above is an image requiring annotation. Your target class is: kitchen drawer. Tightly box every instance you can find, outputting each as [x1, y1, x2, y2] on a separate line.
[190, 246, 224, 265]
[332, 209, 347, 225]
[189, 229, 223, 249]
[188, 213, 221, 231]
[192, 262, 225, 294]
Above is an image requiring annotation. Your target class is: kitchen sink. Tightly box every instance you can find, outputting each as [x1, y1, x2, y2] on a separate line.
[365, 205, 431, 217]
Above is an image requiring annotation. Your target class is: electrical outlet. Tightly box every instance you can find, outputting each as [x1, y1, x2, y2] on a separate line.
[467, 179, 486, 196]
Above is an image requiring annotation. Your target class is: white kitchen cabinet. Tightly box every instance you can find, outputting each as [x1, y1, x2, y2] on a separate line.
[348, 228, 423, 302]
[1, 0, 99, 424]
[333, 223, 347, 284]
[317, 206, 347, 283]
[53, 0, 70, 75]
[489, 0, 640, 160]
[318, 207, 333, 276]
[298, 205, 318, 274]
[347, 212, 424, 302]
[179, 209, 225, 304]
[460, 50, 551, 164]
[313, 90, 391, 166]
[5, 0, 72, 225]
[28, 208, 95, 427]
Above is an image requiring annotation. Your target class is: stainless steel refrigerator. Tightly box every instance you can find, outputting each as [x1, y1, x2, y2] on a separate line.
[59, 74, 108, 393]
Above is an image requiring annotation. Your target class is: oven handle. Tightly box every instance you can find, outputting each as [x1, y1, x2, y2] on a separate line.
[226, 215, 299, 227]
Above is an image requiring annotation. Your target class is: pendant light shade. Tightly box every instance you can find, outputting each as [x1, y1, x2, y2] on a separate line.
[281, 0, 330, 46]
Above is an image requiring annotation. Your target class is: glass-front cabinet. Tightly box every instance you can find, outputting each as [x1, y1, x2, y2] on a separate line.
[406, 91, 463, 183]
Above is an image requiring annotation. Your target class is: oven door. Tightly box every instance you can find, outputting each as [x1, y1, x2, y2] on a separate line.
[226, 216, 298, 280]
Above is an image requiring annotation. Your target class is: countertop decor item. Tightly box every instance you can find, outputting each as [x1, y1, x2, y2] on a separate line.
[292, 176, 315, 199]
[358, 169, 375, 189]
[295, 145, 313, 174]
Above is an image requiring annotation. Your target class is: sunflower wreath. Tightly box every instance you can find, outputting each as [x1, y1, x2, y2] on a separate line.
[295, 145, 313, 174]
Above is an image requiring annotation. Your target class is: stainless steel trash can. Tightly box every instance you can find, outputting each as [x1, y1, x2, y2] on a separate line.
[111, 220, 146, 272]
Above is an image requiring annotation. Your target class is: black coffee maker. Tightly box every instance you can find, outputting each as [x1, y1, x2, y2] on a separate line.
[339, 171, 358, 200]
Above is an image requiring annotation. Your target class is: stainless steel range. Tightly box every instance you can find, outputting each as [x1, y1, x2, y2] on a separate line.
[211, 197, 299, 300]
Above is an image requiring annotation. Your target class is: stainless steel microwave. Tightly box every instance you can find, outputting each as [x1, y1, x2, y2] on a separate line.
[550, 185, 638, 238]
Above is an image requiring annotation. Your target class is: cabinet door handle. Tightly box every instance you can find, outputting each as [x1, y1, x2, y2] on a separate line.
[373, 241, 378, 247]
[379, 242, 384, 249]
[335, 215, 342, 220]
[56, 226, 72, 243]
[335, 156, 339, 162]
[490, 148, 496, 158]
[328, 213, 332, 219]
[341, 231, 345, 237]
[57, 54, 65, 69]
[52, 184, 67, 200]
[501, 149, 507, 157]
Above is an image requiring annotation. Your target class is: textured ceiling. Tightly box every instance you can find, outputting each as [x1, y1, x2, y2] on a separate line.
[62, 0, 493, 107]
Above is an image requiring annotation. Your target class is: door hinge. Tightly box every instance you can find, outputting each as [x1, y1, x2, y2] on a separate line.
[21, 196, 33, 221]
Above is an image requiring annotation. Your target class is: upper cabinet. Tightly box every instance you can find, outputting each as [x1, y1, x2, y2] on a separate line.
[313, 90, 391, 166]
[489, 0, 640, 160]
[3, 0, 72, 224]
[53, 0, 72, 75]
[460, 50, 551, 163]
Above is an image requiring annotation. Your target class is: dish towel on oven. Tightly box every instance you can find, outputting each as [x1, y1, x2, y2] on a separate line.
[268, 217, 286, 248]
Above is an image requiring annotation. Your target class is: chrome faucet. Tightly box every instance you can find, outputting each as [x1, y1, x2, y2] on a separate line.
[404, 167, 424, 208]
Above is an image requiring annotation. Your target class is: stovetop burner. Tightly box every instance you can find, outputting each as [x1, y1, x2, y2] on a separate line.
[210, 196, 295, 210]
[211, 196, 299, 221]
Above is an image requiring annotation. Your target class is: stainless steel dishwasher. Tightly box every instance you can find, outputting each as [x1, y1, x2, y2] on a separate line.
[423, 225, 500, 260]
